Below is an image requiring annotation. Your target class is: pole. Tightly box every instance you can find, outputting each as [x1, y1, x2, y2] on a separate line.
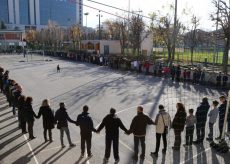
[213, 0, 220, 72]
[172, 0, 178, 64]
[99, 11, 101, 41]
[127, 0, 130, 55]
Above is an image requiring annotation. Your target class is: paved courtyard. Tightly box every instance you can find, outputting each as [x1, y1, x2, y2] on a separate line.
[0, 54, 229, 164]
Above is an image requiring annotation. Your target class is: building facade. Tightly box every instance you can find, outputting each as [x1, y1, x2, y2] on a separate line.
[0, 0, 83, 28]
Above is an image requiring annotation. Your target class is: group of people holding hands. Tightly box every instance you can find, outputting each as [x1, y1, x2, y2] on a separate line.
[0, 65, 229, 163]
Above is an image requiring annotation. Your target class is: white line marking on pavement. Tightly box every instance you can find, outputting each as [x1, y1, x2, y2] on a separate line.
[180, 147, 211, 164]
[23, 134, 39, 164]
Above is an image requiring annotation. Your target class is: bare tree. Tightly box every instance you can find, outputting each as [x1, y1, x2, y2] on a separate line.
[184, 15, 200, 65]
[129, 15, 145, 55]
[70, 25, 82, 50]
[211, 0, 230, 73]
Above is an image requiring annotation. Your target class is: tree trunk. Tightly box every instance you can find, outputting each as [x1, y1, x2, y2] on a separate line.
[191, 47, 194, 65]
[167, 46, 171, 64]
[223, 38, 229, 73]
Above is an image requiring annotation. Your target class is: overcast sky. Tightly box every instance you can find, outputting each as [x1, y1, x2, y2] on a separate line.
[82, 0, 223, 31]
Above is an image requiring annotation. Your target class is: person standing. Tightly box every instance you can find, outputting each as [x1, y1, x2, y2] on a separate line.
[175, 65, 181, 82]
[172, 103, 186, 150]
[55, 102, 76, 148]
[222, 73, 228, 87]
[97, 108, 128, 163]
[25, 97, 37, 140]
[216, 96, 227, 140]
[194, 97, 210, 144]
[36, 99, 55, 142]
[57, 65, 60, 73]
[184, 109, 196, 146]
[206, 100, 219, 141]
[216, 72, 222, 87]
[18, 95, 27, 134]
[171, 65, 176, 81]
[151, 105, 171, 157]
[128, 106, 154, 161]
[76, 105, 96, 158]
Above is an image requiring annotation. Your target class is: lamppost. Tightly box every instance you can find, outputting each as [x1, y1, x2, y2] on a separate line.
[84, 12, 89, 27]
[96, 11, 103, 40]
[172, 0, 178, 65]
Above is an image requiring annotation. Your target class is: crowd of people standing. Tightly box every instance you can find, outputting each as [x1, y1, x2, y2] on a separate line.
[0, 65, 229, 163]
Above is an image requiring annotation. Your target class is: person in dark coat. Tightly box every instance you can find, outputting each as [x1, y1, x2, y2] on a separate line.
[193, 97, 210, 144]
[18, 95, 27, 134]
[171, 65, 176, 81]
[216, 72, 222, 87]
[216, 96, 227, 140]
[222, 73, 228, 87]
[128, 106, 154, 161]
[97, 108, 128, 163]
[57, 65, 60, 73]
[76, 105, 96, 158]
[172, 103, 186, 150]
[36, 99, 55, 142]
[175, 65, 181, 82]
[25, 97, 37, 140]
[55, 102, 76, 148]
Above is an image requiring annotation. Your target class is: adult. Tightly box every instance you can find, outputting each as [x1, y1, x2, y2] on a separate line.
[216, 96, 227, 140]
[222, 73, 228, 87]
[216, 72, 222, 87]
[36, 99, 55, 142]
[175, 65, 181, 82]
[76, 105, 96, 158]
[193, 97, 210, 144]
[151, 105, 171, 157]
[97, 108, 128, 163]
[128, 106, 154, 161]
[55, 102, 76, 148]
[57, 64, 60, 73]
[170, 65, 176, 81]
[172, 103, 186, 150]
[25, 97, 37, 140]
[18, 95, 27, 134]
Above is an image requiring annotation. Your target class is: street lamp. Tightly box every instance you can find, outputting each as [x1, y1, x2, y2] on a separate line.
[96, 11, 103, 40]
[84, 12, 89, 27]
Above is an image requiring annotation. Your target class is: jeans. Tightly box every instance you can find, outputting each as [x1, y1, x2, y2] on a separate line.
[105, 135, 119, 160]
[44, 129, 52, 141]
[81, 135, 92, 156]
[208, 123, 214, 139]
[186, 126, 194, 145]
[155, 133, 167, 153]
[174, 129, 182, 148]
[27, 121, 34, 138]
[134, 136, 145, 157]
[60, 127, 73, 146]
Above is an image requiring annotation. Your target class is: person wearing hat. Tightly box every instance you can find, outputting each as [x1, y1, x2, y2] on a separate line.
[206, 100, 219, 141]
[97, 108, 128, 163]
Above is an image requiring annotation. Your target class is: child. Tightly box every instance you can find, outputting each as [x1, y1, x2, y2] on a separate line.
[206, 100, 219, 141]
[184, 109, 196, 146]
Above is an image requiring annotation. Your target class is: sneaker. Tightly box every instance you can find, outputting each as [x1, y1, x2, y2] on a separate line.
[29, 136, 36, 140]
[69, 143, 76, 147]
[49, 139, 53, 143]
[115, 158, 120, 163]
[88, 154, 93, 158]
[61, 145, 66, 148]
[150, 152, 158, 157]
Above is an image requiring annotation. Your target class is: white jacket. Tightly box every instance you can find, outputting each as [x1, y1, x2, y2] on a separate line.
[155, 110, 171, 134]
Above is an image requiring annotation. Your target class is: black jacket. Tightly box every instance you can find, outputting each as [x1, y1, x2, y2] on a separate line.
[129, 112, 154, 136]
[25, 103, 37, 122]
[55, 107, 76, 128]
[196, 101, 210, 123]
[76, 112, 96, 137]
[18, 99, 26, 121]
[172, 111, 186, 131]
[219, 100, 227, 125]
[37, 106, 55, 129]
[97, 114, 127, 137]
